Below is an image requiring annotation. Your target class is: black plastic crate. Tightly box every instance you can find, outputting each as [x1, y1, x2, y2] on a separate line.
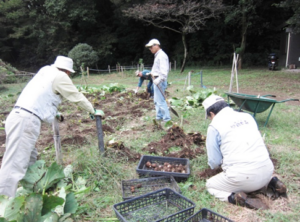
[184, 208, 234, 222]
[122, 176, 181, 200]
[136, 155, 190, 181]
[113, 188, 195, 222]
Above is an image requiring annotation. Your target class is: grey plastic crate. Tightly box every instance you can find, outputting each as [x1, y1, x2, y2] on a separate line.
[113, 188, 195, 222]
[136, 155, 190, 181]
[184, 208, 234, 222]
[122, 176, 181, 200]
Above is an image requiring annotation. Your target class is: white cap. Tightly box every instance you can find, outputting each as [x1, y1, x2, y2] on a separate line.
[135, 70, 139, 76]
[202, 95, 225, 119]
[145, 39, 160, 48]
[53, 56, 75, 73]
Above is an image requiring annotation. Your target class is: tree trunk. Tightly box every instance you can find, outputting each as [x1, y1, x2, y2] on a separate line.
[238, 3, 248, 70]
[180, 33, 188, 74]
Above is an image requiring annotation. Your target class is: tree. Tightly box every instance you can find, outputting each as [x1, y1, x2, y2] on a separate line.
[123, 0, 226, 73]
[224, 0, 263, 69]
[276, 0, 300, 33]
[68, 43, 99, 73]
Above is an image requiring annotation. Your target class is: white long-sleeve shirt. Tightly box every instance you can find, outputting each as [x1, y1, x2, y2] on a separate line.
[151, 49, 169, 81]
[52, 69, 94, 114]
[207, 107, 271, 171]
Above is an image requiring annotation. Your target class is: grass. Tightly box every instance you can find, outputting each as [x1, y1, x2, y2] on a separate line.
[1, 67, 300, 221]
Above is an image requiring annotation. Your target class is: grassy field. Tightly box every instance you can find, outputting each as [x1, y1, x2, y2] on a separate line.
[0, 67, 300, 222]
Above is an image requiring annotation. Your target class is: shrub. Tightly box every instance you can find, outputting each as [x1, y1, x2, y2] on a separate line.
[68, 43, 99, 73]
[0, 59, 19, 84]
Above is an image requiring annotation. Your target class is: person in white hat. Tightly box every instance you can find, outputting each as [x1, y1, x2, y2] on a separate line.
[145, 39, 171, 122]
[202, 94, 286, 209]
[0, 55, 98, 197]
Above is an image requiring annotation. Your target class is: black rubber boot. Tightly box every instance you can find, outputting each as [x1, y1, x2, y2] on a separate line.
[228, 192, 247, 206]
[228, 192, 269, 210]
[268, 176, 287, 195]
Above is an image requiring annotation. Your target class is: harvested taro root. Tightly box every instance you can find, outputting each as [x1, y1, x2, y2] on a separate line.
[144, 161, 188, 173]
[130, 186, 135, 193]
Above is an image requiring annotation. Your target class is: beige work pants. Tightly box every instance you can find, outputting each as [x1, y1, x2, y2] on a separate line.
[0, 108, 41, 197]
[206, 159, 274, 201]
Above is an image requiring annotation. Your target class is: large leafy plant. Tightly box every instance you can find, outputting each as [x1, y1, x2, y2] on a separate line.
[76, 83, 126, 95]
[169, 87, 219, 110]
[0, 161, 86, 222]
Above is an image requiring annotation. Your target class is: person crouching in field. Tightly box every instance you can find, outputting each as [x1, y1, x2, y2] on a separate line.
[202, 95, 287, 210]
[134, 69, 153, 99]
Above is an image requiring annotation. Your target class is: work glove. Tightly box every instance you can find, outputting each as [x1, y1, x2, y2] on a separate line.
[89, 113, 95, 120]
[55, 112, 64, 122]
[133, 89, 138, 94]
[153, 77, 161, 85]
[95, 109, 105, 119]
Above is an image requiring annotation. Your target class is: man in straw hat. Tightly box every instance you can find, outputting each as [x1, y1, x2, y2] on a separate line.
[202, 94, 286, 209]
[0, 55, 99, 197]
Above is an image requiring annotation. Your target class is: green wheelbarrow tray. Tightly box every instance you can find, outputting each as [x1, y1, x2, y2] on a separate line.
[225, 92, 299, 127]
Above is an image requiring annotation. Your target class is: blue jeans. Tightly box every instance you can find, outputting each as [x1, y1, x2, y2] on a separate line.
[153, 81, 171, 121]
[147, 81, 154, 97]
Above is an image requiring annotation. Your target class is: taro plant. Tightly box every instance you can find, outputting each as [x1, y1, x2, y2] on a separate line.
[76, 83, 126, 95]
[0, 160, 88, 222]
[169, 87, 219, 110]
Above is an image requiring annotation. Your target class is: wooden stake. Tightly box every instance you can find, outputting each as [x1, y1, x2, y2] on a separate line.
[52, 118, 63, 165]
[108, 65, 110, 73]
[229, 53, 239, 93]
[235, 54, 239, 93]
[188, 71, 191, 87]
[229, 53, 236, 92]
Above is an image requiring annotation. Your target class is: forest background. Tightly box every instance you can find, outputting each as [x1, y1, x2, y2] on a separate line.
[0, 0, 299, 72]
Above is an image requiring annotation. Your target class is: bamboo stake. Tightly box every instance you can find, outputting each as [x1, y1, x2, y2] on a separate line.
[188, 71, 191, 87]
[229, 53, 236, 92]
[183, 74, 188, 90]
[87, 67, 89, 78]
[52, 118, 63, 165]
[235, 54, 239, 93]
[108, 65, 110, 73]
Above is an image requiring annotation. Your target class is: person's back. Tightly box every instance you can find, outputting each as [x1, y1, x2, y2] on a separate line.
[16, 65, 62, 123]
[210, 107, 270, 170]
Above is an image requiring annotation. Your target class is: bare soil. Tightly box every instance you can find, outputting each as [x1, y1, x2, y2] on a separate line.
[0, 91, 206, 166]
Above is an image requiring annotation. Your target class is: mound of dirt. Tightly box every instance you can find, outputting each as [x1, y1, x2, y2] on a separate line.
[143, 125, 206, 159]
[106, 140, 141, 162]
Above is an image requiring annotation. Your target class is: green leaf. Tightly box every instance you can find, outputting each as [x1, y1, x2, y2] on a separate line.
[64, 193, 77, 214]
[37, 162, 65, 192]
[20, 160, 46, 192]
[3, 196, 25, 221]
[0, 218, 10, 222]
[0, 196, 9, 217]
[54, 187, 66, 216]
[42, 195, 64, 216]
[23, 193, 43, 222]
[39, 212, 59, 222]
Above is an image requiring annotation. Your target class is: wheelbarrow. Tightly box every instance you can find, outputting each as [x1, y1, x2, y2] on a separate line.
[225, 92, 299, 127]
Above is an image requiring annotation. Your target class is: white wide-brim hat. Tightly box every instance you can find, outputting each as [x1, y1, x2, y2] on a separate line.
[202, 95, 225, 119]
[53, 56, 75, 73]
[145, 39, 160, 48]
